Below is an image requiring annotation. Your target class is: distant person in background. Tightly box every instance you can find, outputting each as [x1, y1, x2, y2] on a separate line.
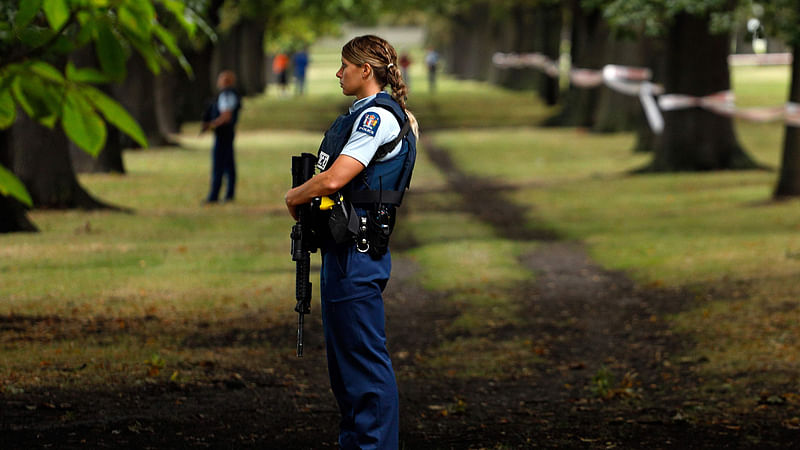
[293, 48, 310, 95]
[425, 47, 439, 93]
[272, 52, 290, 96]
[202, 70, 241, 204]
[399, 52, 411, 88]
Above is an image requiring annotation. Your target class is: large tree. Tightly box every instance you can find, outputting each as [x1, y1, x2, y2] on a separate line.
[602, 0, 759, 171]
[761, 1, 800, 198]
[493, 0, 562, 106]
[546, 0, 610, 127]
[0, 0, 194, 231]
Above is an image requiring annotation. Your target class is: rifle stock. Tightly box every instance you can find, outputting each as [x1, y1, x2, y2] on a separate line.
[291, 153, 318, 357]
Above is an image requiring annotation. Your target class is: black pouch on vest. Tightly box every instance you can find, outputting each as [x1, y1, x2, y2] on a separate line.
[366, 206, 395, 259]
[328, 201, 359, 245]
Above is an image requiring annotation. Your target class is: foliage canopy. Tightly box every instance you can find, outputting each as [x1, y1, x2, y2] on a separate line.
[0, 0, 194, 206]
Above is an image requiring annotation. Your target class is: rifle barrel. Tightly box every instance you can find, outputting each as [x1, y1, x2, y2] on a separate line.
[297, 312, 305, 357]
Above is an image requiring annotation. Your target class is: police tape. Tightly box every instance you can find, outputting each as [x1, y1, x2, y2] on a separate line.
[493, 51, 800, 133]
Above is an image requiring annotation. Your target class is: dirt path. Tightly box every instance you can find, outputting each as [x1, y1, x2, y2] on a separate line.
[2, 137, 799, 448]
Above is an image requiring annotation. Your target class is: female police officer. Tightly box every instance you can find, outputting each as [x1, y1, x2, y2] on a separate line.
[284, 35, 418, 449]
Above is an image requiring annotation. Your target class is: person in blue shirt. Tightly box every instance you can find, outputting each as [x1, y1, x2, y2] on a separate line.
[293, 48, 310, 96]
[285, 35, 418, 450]
[202, 70, 241, 203]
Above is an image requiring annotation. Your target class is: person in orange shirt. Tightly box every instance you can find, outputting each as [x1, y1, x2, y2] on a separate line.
[272, 52, 289, 96]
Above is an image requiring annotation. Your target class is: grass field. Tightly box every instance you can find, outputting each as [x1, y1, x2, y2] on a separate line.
[2, 47, 799, 400]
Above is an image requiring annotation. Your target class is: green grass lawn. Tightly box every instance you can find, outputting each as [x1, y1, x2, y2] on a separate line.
[1, 51, 799, 395]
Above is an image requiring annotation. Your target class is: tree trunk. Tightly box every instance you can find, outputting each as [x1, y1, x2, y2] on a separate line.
[211, 20, 267, 96]
[538, 4, 562, 106]
[545, 1, 607, 127]
[774, 42, 800, 198]
[493, 5, 541, 90]
[650, 13, 758, 171]
[0, 129, 37, 232]
[493, 3, 561, 106]
[236, 20, 266, 95]
[68, 47, 126, 173]
[154, 70, 180, 136]
[177, 46, 215, 128]
[593, 36, 649, 133]
[69, 125, 125, 173]
[113, 55, 175, 148]
[9, 112, 111, 209]
[212, 26, 240, 88]
[447, 2, 499, 81]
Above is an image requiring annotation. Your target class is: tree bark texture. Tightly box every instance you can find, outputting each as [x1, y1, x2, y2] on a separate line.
[0, 129, 37, 232]
[154, 70, 180, 136]
[650, 13, 757, 171]
[69, 125, 125, 174]
[774, 42, 800, 198]
[112, 55, 175, 149]
[545, 2, 607, 127]
[212, 19, 266, 96]
[493, 4, 561, 106]
[9, 112, 110, 209]
[447, 2, 501, 81]
[69, 47, 126, 173]
[593, 36, 651, 133]
[176, 46, 215, 129]
[537, 5, 562, 106]
[493, 5, 541, 90]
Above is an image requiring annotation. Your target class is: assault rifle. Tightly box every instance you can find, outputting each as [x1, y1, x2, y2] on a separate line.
[290, 153, 318, 357]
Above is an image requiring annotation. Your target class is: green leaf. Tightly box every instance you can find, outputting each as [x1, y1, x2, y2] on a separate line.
[150, 23, 192, 77]
[94, 21, 127, 80]
[15, 0, 43, 30]
[42, 0, 70, 30]
[160, 0, 196, 37]
[151, 23, 180, 57]
[127, 36, 163, 74]
[80, 85, 147, 148]
[17, 27, 54, 48]
[65, 62, 110, 83]
[0, 164, 33, 207]
[11, 75, 61, 123]
[0, 89, 16, 129]
[62, 89, 106, 156]
[28, 61, 66, 84]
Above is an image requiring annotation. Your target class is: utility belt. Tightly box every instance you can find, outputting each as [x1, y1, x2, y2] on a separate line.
[311, 192, 395, 260]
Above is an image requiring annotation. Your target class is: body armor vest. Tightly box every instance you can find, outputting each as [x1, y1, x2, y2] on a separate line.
[202, 87, 241, 136]
[314, 92, 416, 256]
[316, 92, 416, 207]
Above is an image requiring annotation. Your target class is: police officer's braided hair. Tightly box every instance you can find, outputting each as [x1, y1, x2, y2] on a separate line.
[342, 35, 419, 137]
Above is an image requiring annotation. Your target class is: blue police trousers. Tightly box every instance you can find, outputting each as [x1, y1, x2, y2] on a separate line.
[321, 243, 399, 450]
[207, 131, 236, 202]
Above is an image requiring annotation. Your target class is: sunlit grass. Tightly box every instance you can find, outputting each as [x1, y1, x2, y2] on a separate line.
[430, 111, 800, 388]
[2, 60, 799, 395]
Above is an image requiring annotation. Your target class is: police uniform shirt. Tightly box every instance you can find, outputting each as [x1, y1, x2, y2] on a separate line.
[218, 90, 238, 113]
[341, 93, 402, 166]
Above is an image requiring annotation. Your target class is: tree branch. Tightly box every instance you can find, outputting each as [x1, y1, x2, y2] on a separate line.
[2, 12, 78, 70]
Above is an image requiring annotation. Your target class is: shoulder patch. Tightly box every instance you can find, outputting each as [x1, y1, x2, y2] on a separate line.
[356, 112, 381, 136]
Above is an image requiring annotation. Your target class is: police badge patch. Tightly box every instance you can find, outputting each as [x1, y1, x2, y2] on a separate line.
[356, 112, 381, 136]
[317, 151, 330, 170]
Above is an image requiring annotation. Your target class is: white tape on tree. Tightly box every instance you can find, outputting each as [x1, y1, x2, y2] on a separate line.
[491, 52, 800, 130]
[640, 82, 664, 134]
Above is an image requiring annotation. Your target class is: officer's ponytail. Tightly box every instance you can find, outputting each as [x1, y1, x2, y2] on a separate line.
[342, 35, 419, 138]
